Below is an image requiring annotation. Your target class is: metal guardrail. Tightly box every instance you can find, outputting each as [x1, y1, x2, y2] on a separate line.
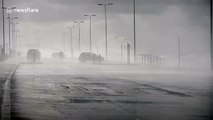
[136, 54, 164, 65]
[1, 64, 19, 120]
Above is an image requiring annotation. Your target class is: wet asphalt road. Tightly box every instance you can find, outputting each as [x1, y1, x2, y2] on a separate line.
[10, 61, 213, 120]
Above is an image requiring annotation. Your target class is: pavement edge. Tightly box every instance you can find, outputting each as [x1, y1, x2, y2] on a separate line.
[1, 64, 19, 120]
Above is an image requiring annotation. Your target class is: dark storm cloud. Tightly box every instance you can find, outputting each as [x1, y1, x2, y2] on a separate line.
[1, 0, 210, 59]
[5, 0, 210, 26]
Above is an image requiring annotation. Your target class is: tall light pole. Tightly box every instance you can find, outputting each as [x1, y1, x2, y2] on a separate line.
[116, 37, 128, 62]
[74, 21, 84, 53]
[15, 28, 20, 52]
[16, 35, 24, 53]
[84, 14, 96, 52]
[61, 32, 67, 53]
[14, 22, 19, 55]
[115, 36, 123, 61]
[178, 38, 181, 68]
[67, 26, 75, 58]
[121, 43, 123, 61]
[1, 0, 5, 56]
[3, 7, 16, 55]
[133, 0, 136, 62]
[121, 38, 127, 62]
[8, 15, 11, 54]
[15, 29, 21, 53]
[10, 17, 18, 55]
[97, 2, 113, 60]
[211, 0, 213, 70]
[120, 38, 130, 64]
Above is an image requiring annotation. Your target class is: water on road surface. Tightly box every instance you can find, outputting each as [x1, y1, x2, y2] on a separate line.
[10, 61, 213, 120]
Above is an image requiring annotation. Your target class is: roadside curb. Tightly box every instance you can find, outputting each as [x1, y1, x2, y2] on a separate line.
[1, 64, 19, 120]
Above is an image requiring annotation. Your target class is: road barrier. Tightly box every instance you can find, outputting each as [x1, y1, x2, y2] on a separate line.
[136, 54, 163, 65]
[1, 64, 19, 120]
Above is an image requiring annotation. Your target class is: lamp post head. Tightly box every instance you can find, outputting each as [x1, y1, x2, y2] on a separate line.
[84, 14, 96, 17]
[2, 6, 16, 9]
[11, 7, 16, 9]
[74, 21, 84, 24]
[9, 17, 18, 20]
[107, 3, 113, 5]
[97, 3, 113, 6]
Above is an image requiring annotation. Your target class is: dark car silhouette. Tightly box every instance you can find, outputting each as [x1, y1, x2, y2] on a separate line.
[27, 49, 41, 63]
[52, 51, 65, 59]
[79, 52, 104, 63]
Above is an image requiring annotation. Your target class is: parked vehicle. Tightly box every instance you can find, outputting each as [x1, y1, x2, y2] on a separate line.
[52, 51, 65, 59]
[79, 52, 104, 63]
[27, 49, 41, 63]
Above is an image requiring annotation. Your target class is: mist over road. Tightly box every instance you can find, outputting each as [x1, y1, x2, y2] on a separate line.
[10, 60, 213, 120]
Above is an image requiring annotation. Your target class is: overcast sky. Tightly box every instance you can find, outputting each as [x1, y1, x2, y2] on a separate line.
[0, 0, 211, 62]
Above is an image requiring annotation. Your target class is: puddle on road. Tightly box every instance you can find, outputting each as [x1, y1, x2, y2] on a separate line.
[69, 98, 111, 103]
[141, 84, 192, 97]
[68, 98, 181, 105]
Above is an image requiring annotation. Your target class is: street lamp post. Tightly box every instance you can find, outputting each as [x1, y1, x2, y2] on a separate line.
[133, 0, 137, 62]
[15, 28, 22, 53]
[1, 0, 6, 56]
[127, 42, 130, 64]
[121, 43, 123, 61]
[14, 22, 19, 55]
[61, 32, 67, 53]
[7, 14, 12, 54]
[120, 40, 130, 64]
[10, 17, 18, 55]
[178, 38, 181, 68]
[84, 14, 96, 52]
[97, 2, 113, 60]
[211, 0, 213, 70]
[121, 39, 127, 63]
[74, 21, 84, 53]
[16, 35, 24, 54]
[115, 36, 123, 61]
[3, 7, 16, 55]
[116, 37, 130, 64]
[67, 26, 75, 58]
